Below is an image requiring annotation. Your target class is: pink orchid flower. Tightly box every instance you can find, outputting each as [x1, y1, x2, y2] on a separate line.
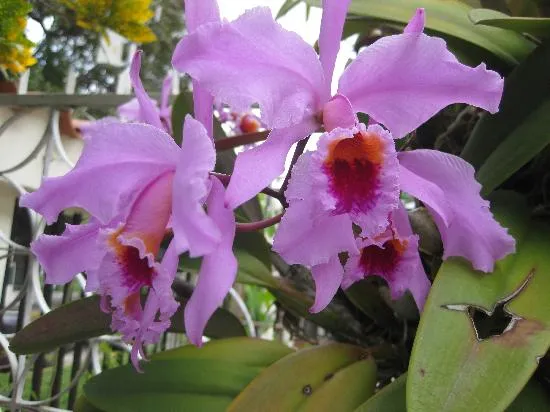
[273, 121, 515, 311]
[21, 50, 236, 368]
[173, 0, 515, 311]
[172, 1, 503, 212]
[117, 71, 173, 133]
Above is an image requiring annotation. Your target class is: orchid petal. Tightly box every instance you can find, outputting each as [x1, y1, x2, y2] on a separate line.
[184, 0, 220, 32]
[343, 207, 430, 311]
[316, 124, 400, 237]
[20, 123, 179, 224]
[322, 94, 356, 132]
[390, 205, 430, 309]
[310, 255, 344, 313]
[184, 178, 237, 346]
[161, 74, 173, 113]
[31, 220, 102, 287]
[338, 20, 503, 138]
[183, 0, 221, 138]
[130, 51, 163, 129]
[192, 80, 214, 138]
[173, 7, 325, 129]
[160, 74, 173, 132]
[319, 0, 351, 92]
[398, 150, 515, 272]
[120, 171, 174, 257]
[273, 197, 358, 267]
[117, 98, 153, 123]
[404, 8, 425, 33]
[225, 118, 318, 209]
[172, 115, 220, 256]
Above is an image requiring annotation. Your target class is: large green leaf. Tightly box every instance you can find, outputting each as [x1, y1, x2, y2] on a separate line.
[355, 373, 407, 412]
[228, 343, 374, 411]
[470, 8, 550, 37]
[79, 338, 300, 412]
[407, 192, 550, 411]
[354, 374, 550, 411]
[306, 0, 534, 66]
[10, 294, 245, 355]
[461, 42, 550, 172]
[84, 359, 260, 412]
[152, 337, 294, 366]
[476, 99, 550, 195]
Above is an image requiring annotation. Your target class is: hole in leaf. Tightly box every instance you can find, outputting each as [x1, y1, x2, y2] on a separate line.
[467, 303, 514, 340]
[443, 270, 534, 341]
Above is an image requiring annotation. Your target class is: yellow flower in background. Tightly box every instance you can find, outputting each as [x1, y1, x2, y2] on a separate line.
[0, 0, 36, 76]
[60, 0, 157, 43]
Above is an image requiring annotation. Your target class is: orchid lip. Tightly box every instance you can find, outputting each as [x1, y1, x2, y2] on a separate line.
[323, 130, 385, 216]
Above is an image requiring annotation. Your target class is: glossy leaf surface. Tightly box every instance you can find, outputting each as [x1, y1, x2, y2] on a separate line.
[408, 192, 550, 411]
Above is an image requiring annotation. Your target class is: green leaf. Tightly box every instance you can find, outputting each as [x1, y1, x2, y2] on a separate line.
[507, 379, 550, 411]
[344, 279, 399, 328]
[10, 295, 111, 355]
[276, 0, 301, 19]
[152, 337, 293, 366]
[476, 99, 550, 195]
[10, 294, 245, 355]
[233, 230, 272, 271]
[296, 358, 377, 412]
[354, 374, 550, 411]
[84, 359, 259, 412]
[82, 338, 293, 412]
[306, 0, 535, 67]
[407, 192, 550, 411]
[170, 91, 194, 146]
[75, 394, 105, 412]
[354, 374, 407, 412]
[179, 249, 276, 288]
[469, 8, 550, 37]
[235, 250, 277, 288]
[228, 343, 371, 411]
[461, 42, 550, 171]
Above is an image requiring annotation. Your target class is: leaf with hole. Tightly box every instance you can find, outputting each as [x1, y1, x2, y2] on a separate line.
[407, 192, 550, 411]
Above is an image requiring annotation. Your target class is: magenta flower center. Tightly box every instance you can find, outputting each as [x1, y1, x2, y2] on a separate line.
[359, 238, 407, 278]
[323, 131, 385, 215]
[109, 230, 155, 291]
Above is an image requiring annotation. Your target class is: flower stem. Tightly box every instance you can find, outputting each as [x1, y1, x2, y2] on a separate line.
[214, 131, 270, 151]
[279, 136, 310, 207]
[236, 213, 283, 232]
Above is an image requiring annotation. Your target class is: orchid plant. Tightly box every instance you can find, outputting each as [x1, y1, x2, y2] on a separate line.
[15, 6, 550, 411]
[21, 0, 531, 392]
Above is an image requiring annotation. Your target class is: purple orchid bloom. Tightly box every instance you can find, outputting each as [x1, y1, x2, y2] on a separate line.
[117, 55, 173, 133]
[172, 1, 503, 212]
[21, 50, 236, 367]
[272, 121, 516, 311]
[173, 0, 515, 311]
